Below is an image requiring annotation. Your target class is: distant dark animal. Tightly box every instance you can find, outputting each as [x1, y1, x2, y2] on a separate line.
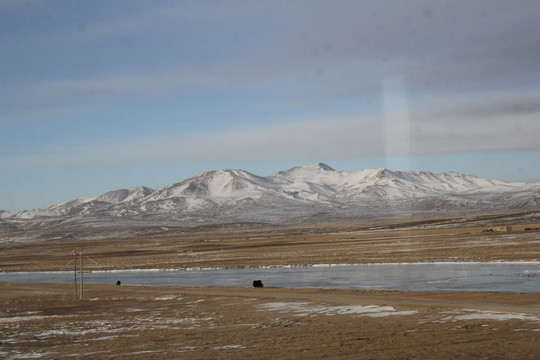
[116, 280, 121, 286]
[253, 280, 263, 288]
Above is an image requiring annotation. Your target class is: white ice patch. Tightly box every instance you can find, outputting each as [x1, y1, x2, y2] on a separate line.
[153, 295, 178, 301]
[257, 302, 417, 317]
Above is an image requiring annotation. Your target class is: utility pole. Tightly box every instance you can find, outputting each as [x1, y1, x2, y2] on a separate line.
[73, 249, 78, 300]
[79, 248, 83, 299]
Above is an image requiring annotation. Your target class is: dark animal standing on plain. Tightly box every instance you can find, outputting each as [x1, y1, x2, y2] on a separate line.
[116, 280, 121, 285]
[253, 280, 263, 288]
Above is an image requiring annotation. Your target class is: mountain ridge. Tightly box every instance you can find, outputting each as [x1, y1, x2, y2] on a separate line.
[2, 164, 539, 237]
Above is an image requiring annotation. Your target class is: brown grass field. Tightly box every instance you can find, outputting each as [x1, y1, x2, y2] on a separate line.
[0, 212, 539, 272]
[0, 212, 539, 359]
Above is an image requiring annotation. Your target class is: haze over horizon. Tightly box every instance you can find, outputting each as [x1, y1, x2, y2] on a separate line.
[2, 1, 540, 211]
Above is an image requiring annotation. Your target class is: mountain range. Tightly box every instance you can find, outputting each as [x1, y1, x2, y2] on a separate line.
[1, 163, 539, 239]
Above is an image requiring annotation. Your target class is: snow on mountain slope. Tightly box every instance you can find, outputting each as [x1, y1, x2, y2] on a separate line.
[4, 164, 539, 228]
[270, 163, 346, 201]
[10, 186, 155, 219]
[0, 210, 12, 218]
[273, 163, 343, 184]
[140, 169, 280, 211]
[325, 168, 540, 214]
[12, 197, 98, 219]
[336, 168, 521, 196]
[96, 186, 154, 204]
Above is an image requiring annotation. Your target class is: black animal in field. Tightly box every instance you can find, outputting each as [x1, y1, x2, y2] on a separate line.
[116, 280, 121, 286]
[252, 280, 263, 288]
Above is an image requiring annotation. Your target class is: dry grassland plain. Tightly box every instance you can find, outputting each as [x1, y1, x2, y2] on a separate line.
[0, 212, 539, 359]
[1, 212, 539, 272]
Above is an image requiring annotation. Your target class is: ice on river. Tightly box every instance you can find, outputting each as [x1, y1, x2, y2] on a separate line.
[1, 262, 538, 293]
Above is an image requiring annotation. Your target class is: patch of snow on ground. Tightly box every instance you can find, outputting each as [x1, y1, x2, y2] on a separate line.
[36, 327, 124, 338]
[64, 350, 113, 357]
[213, 345, 244, 349]
[177, 346, 197, 352]
[441, 310, 540, 323]
[257, 302, 417, 317]
[0, 315, 64, 323]
[7, 352, 50, 359]
[154, 295, 178, 300]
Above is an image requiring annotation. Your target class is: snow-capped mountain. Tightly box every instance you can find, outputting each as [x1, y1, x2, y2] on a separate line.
[11, 186, 155, 220]
[3, 164, 539, 237]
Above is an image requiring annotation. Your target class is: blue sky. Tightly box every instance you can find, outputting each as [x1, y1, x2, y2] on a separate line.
[1, 0, 540, 211]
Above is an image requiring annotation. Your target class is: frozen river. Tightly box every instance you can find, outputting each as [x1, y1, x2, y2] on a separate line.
[1, 262, 538, 293]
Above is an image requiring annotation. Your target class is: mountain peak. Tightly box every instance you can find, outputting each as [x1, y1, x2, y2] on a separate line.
[373, 167, 390, 175]
[281, 163, 336, 175]
[315, 162, 335, 171]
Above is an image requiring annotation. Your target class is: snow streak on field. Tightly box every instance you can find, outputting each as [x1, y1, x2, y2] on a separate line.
[257, 302, 418, 317]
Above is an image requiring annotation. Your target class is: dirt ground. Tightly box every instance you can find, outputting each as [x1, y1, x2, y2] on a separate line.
[0, 212, 539, 359]
[1, 283, 539, 359]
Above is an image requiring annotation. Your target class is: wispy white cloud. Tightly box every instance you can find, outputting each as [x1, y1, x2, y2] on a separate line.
[0, 117, 382, 170]
[0, 66, 252, 119]
[411, 113, 540, 155]
[70, 1, 269, 42]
